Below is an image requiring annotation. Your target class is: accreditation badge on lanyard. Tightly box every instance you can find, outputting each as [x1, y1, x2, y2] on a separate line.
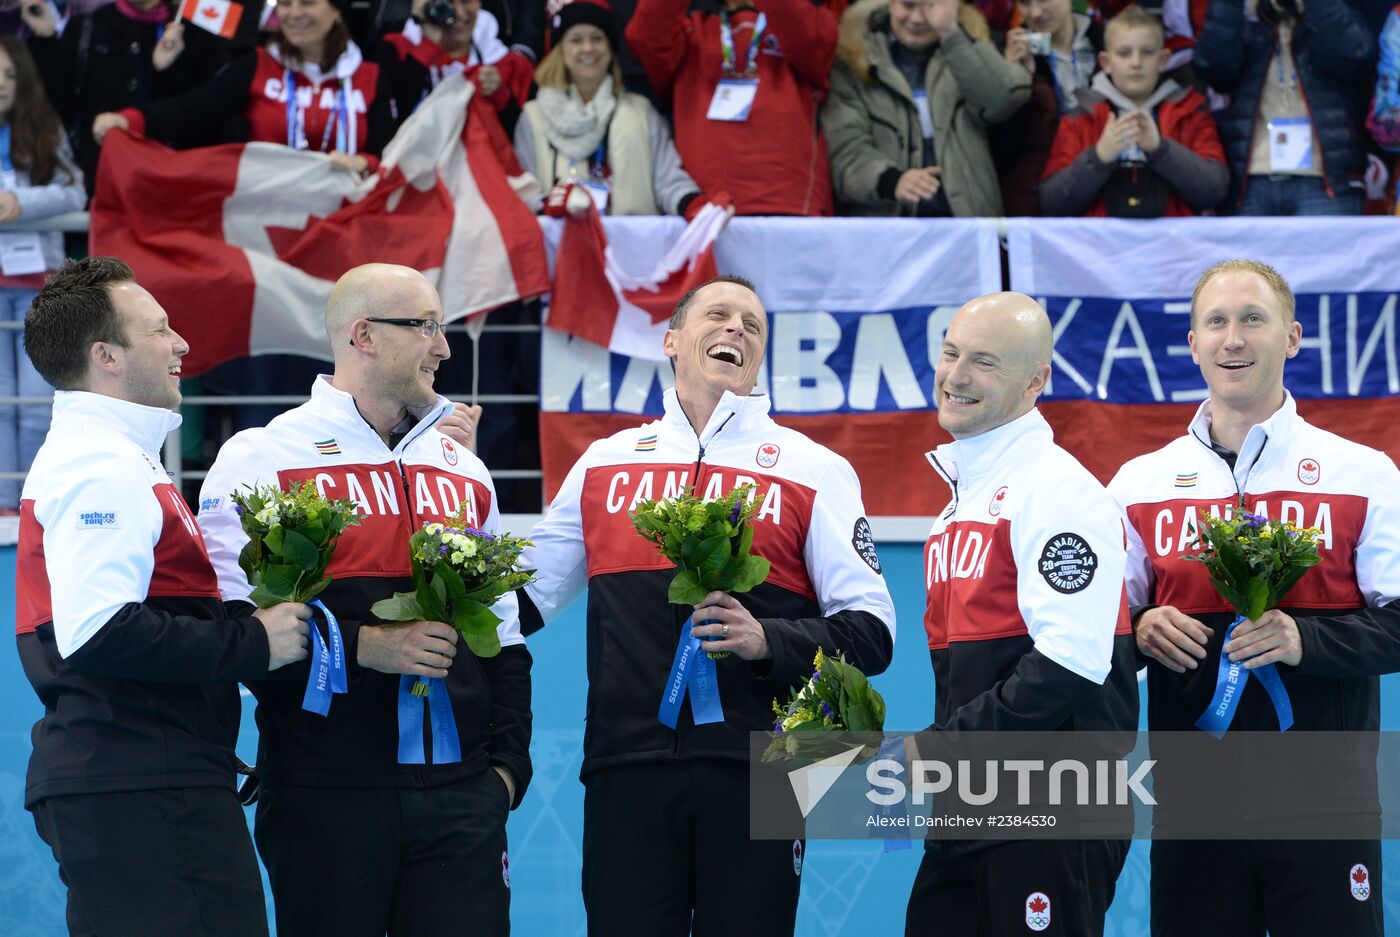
[706, 10, 765, 122]
[1268, 117, 1313, 172]
[911, 89, 934, 140]
[580, 141, 611, 212]
[0, 128, 44, 277]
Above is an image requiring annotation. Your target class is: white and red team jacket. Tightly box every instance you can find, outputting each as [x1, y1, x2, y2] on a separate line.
[16, 392, 273, 807]
[1109, 393, 1400, 734]
[922, 409, 1139, 734]
[521, 388, 895, 779]
[196, 377, 532, 800]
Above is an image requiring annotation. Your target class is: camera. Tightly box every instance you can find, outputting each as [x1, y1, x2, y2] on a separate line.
[1025, 31, 1052, 56]
[421, 0, 456, 26]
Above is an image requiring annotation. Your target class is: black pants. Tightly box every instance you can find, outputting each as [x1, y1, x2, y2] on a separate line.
[254, 770, 512, 937]
[905, 839, 1129, 936]
[1151, 839, 1384, 937]
[582, 761, 803, 937]
[31, 787, 269, 937]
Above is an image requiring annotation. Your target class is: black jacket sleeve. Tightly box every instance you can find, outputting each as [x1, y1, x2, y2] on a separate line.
[1292, 602, 1400, 678]
[760, 609, 894, 684]
[931, 648, 1104, 732]
[479, 642, 534, 807]
[65, 602, 271, 684]
[138, 52, 257, 149]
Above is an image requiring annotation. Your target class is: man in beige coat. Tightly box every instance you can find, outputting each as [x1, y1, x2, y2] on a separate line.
[823, 0, 1029, 216]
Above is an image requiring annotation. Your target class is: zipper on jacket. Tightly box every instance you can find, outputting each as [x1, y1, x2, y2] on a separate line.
[928, 451, 959, 516]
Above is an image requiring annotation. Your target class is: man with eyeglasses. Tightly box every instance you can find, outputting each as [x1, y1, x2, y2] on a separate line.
[195, 263, 532, 937]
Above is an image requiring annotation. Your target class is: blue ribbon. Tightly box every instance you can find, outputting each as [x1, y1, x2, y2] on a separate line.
[397, 676, 463, 765]
[658, 614, 725, 729]
[1195, 615, 1295, 739]
[300, 599, 347, 716]
[871, 736, 910, 852]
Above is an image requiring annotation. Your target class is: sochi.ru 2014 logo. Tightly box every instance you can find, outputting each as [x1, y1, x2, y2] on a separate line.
[1024, 891, 1051, 931]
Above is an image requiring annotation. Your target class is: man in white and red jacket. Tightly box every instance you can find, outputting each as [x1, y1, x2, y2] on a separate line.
[909, 291, 1138, 936]
[1108, 259, 1400, 937]
[520, 274, 895, 936]
[17, 256, 312, 937]
[196, 263, 531, 937]
[626, 0, 837, 215]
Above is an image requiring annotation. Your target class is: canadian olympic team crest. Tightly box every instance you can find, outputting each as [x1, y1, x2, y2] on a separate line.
[501, 850, 510, 889]
[1038, 532, 1097, 594]
[792, 840, 803, 876]
[1298, 458, 1320, 485]
[1024, 891, 1051, 931]
[756, 443, 781, 468]
[441, 437, 459, 466]
[1350, 863, 1370, 901]
[988, 485, 1009, 516]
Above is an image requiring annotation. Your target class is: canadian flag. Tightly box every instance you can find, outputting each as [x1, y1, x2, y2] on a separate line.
[178, 0, 243, 38]
[545, 199, 732, 360]
[90, 74, 548, 377]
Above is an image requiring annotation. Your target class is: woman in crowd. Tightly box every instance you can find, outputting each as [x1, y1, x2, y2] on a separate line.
[90, 0, 394, 174]
[513, 0, 702, 216]
[0, 35, 84, 515]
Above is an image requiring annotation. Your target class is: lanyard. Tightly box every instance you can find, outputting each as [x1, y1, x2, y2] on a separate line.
[285, 70, 353, 152]
[719, 10, 766, 77]
[1274, 44, 1300, 104]
[0, 125, 12, 175]
[565, 139, 610, 183]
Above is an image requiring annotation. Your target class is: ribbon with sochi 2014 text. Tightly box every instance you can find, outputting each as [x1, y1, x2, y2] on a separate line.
[1195, 615, 1294, 739]
[658, 615, 724, 728]
[301, 599, 348, 715]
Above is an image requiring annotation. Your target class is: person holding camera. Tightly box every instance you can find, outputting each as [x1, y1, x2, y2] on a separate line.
[1193, 0, 1374, 214]
[378, 0, 535, 132]
[1040, 5, 1226, 217]
[990, 0, 1102, 214]
[823, 0, 1029, 216]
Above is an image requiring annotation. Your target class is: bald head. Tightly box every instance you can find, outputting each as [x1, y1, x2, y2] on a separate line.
[326, 264, 440, 351]
[934, 292, 1053, 439]
[954, 292, 1054, 369]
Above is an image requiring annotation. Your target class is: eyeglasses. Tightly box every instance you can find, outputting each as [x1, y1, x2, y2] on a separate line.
[365, 317, 444, 339]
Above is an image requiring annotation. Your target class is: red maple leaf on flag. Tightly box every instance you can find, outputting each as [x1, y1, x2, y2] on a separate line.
[200, 5, 217, 16]
[1028, 896, 1048, 913]
[1353, 867, 1368, 884]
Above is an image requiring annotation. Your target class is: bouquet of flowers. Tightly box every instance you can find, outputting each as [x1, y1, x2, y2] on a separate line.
[1182, 507, 1323, 621]
[231, 481, 362, 606]
[763, 648, 887, 762]
[631, 484, 771, 659]
[371, 506, 534, 694]
[1182, 504, 1322, 736]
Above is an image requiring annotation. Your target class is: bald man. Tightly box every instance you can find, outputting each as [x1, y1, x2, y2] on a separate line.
[196, 264, 531, 937]
[906, 293, 1138, 936]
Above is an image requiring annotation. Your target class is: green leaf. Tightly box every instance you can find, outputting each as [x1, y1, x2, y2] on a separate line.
[299, 519, 327, 547]
[281, 528, 321, 571]
[264, 524, 285, 556]
[737, 522, 755, 558]
[464, 629, 502, 658]
[248, 582, 293, 607]
[417, 578, 448, 622]
[693, 534, 731, 583]
[732, 555, 771, 593]
[370, 593, 426, 622]
[668, 569, 707, 606]
[261, 564, 301, 597]
[1244, 578, 1270, 622]
[453, 598, 502, 635]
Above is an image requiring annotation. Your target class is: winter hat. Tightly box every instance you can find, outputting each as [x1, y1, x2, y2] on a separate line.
[547, 0, 618, 53]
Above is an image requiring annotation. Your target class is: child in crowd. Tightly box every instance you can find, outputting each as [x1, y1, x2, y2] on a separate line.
[0, 35, 84, 515]
[1040, 3, 1225, 217]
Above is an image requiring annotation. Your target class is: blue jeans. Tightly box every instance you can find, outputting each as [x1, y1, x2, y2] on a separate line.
[0, 287, 51, 509]
[1237, 175, 1365, 216]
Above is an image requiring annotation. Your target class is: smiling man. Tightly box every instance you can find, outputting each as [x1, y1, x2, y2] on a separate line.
[195, 263, 532, 937]
[1108, 259, 1400, 937]
[908, 290, 1138, 936]
[521, 274, 895, 937]
[17, 257, 312, 937]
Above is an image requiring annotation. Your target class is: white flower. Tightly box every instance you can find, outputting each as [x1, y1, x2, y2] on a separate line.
[255, 506, 277, 526]
[450, 551, 465, 564]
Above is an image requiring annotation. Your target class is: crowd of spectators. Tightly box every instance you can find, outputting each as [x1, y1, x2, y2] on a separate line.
[2, 0, 1399, 515]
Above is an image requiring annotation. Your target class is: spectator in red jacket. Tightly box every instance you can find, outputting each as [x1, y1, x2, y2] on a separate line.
[625, 0, 837, 215]
[1040, 4, 1226, 217]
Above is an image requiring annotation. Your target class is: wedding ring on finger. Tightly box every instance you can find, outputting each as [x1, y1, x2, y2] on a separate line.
[721, 623, 730, 639]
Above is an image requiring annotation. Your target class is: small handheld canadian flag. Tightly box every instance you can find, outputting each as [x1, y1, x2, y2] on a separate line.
[178, 0, 243, 38]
